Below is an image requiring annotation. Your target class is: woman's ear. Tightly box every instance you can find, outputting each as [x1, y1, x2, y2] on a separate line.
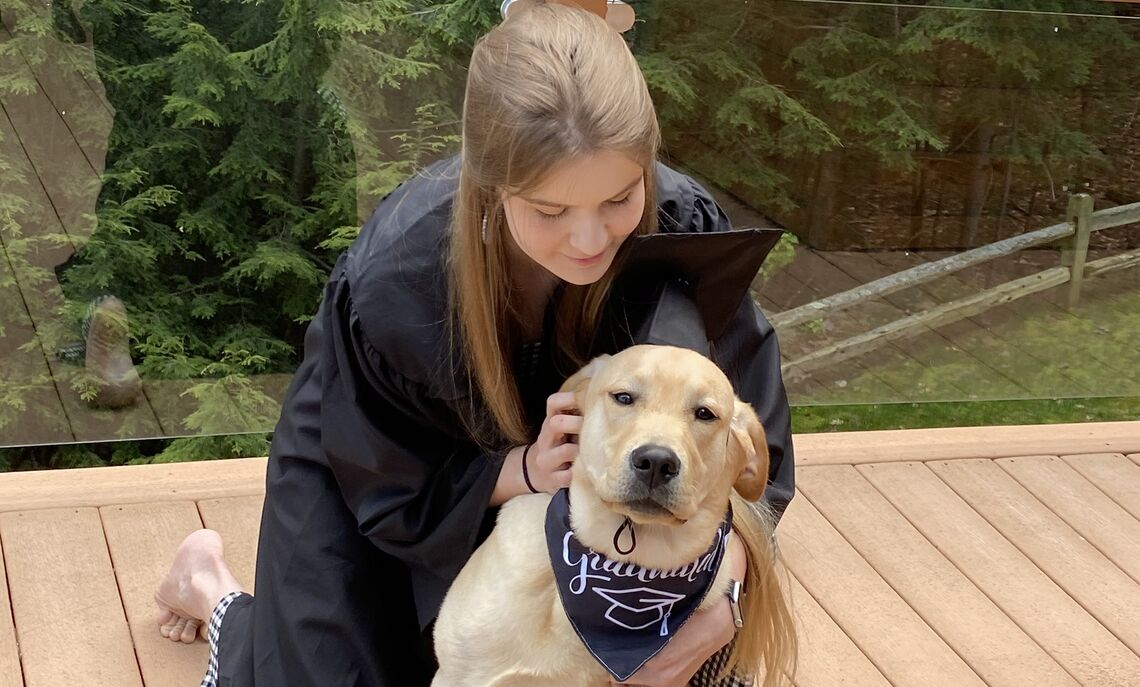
[728, 399, 770, 502]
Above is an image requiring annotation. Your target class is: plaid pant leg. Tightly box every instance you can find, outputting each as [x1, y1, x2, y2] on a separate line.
[199, 591, 249, 687]
[689, 642, 755, 687]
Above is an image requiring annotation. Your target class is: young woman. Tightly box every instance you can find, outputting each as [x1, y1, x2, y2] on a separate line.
[154, 3, 795, 685]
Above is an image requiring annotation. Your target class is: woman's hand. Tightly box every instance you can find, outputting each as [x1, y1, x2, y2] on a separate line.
[611, 533, 748, 687]
[491, 391, 581, 504]
[527, 391, 582, 492]
[609, 597, 735, 687]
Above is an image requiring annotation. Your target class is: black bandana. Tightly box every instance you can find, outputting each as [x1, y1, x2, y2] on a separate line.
[544, 489, 732, 681]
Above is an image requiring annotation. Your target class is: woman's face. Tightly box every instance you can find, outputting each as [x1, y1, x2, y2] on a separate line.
[501, 150, 646, 287]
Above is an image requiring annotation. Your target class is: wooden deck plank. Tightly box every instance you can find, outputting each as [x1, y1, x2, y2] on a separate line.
[795, 420, 1140, 466]
[0, 533, 23, 687]
[0, 12, 111, 171]
[0, 457, 267, 513]
[139, 379, 200, 437]
[1064, 453, 1140, 521]
[0, 508, 142, 687]
[197, 495, 264, 594]
[0, 95, 163, 445]
[0, 25, 98, 246]
[778, 494, 984, 685]
[760, 258, 824, 310]
[929, 458, 1140, 656]
[998, 455, 1140, 585]
[859, 461, 1140, 686]
[785, 571, 890, 687]
[798, 465, 1077, 685]
[0, 99, 75, 306]
[100, 501, 209, 687]
[0, 268, 73, 447]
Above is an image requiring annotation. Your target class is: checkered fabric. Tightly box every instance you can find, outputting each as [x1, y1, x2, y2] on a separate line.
[195, 592, 750, 687]
[689, 643, 755, 687]
[199, 591, 247, 687]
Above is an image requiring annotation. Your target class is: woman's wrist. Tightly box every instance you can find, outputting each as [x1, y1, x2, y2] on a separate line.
[521, 443, 540, 494]
[490, 445, 531, 507]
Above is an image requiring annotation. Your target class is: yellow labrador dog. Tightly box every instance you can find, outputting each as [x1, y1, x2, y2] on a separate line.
[433, 345, 795, 687]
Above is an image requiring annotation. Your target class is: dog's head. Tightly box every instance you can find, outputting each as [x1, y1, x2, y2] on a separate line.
[560, 345, 768, 560]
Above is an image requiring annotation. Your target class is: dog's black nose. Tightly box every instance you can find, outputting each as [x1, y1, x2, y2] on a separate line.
[629, 445, 680, 490]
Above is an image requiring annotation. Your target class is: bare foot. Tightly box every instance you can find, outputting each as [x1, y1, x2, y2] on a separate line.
[154, 529, 245, 644]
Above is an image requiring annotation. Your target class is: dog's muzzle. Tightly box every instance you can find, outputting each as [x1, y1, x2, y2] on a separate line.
[618, 444, 683, 517]
[629, 444, 680, 490]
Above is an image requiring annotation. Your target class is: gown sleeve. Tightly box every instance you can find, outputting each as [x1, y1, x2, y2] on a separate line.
[316, 256, 503, 590]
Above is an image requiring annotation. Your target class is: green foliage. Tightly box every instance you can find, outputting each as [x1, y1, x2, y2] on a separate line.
[2, 0, 1135, 466]
[153, 434, 271, 463]
[793, 395, 1140, 434]
[0, 436, 269, 471]
[758, 231, 798, 280]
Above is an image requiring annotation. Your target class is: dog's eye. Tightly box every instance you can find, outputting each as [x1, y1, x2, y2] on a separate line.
[695, 406, 717, 422]
[611, 392, 634, 406]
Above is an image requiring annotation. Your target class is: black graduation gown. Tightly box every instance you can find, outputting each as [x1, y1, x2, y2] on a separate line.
[213, 157, 795, 686]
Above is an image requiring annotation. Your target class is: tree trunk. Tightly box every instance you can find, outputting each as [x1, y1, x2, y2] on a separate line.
[909, 160, 928, 249]
[807, 150, 841, 249]
[960, 122, 994, 247]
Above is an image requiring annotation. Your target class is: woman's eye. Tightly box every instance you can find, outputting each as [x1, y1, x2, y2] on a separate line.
[695, 406, 717, 422]
[535, 207, 566, 221]
[611, 392, 634, 406]
[606, 194, 632, 207]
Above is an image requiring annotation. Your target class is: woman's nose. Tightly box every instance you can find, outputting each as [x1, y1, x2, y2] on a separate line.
[569, 215, 608, 255]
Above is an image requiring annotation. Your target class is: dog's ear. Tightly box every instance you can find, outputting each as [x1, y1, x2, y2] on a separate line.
[728, 399, 769, 502]
[558, 354, 611, 401]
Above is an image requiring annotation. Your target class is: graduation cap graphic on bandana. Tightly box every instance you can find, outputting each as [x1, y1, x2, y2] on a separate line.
[593, 587, 686, 635]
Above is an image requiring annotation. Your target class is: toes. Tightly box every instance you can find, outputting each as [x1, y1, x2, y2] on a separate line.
[179, 619, 201, 644]
[168, 617, 189, 642]
[159, 614, 178, 638]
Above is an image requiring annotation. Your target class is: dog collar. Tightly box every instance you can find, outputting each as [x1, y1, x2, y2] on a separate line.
[544, 489, 732, 681]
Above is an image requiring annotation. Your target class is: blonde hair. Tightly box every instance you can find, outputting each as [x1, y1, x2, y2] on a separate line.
[450, 1, 660, 446]
[727, 493, 798, 686]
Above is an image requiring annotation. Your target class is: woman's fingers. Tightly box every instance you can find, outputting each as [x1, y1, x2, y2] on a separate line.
[535, 441, 578, 470]
[547, 412, 583, 437]
[550, 441, 578, 467]
[551, 468, 573, 490]
[545, 391, 578, 418]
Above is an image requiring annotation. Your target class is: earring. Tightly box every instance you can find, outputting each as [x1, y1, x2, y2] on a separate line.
[481, 212, 489, 244]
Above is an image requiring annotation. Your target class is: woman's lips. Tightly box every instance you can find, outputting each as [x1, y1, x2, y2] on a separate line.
[569, 251, 606, 267]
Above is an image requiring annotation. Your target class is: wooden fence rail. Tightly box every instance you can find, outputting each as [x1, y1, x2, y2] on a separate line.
[771, 196, 1140, 331]
[778, 195, 1140, 380]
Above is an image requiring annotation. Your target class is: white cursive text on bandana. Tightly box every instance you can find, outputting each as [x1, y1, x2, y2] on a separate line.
[544, 489, 732, 681]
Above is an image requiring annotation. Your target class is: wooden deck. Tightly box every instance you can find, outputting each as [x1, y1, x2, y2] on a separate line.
[1, 422, 1139, 686]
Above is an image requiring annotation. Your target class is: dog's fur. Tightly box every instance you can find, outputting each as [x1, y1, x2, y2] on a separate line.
[433, 345, 795, 686]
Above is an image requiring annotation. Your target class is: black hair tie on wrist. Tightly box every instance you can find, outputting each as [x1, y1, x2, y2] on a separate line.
[522, 443, 540, 494]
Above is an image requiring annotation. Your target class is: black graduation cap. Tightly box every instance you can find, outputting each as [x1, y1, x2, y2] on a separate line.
[593, 228, 784, 356]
